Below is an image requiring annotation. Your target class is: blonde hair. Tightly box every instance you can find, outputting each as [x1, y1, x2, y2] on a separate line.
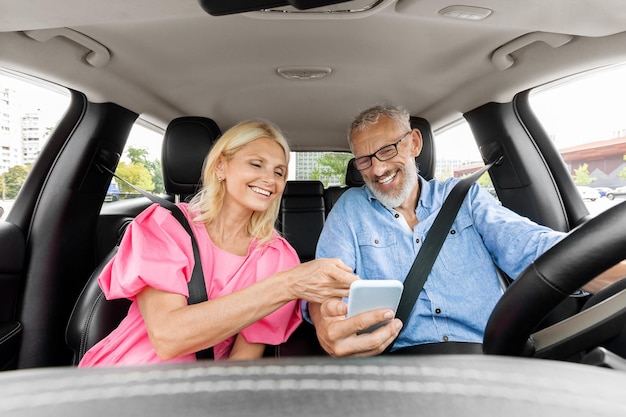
[188, 119, 290, 245]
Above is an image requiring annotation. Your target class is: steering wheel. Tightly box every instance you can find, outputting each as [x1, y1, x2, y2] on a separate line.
[483, 200, 626, 359]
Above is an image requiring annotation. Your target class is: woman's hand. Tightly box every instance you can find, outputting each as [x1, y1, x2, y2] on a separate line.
[285, 258, 358, 303]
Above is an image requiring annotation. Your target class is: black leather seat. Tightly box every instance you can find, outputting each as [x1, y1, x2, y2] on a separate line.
[410, 116, 436, 181]
[273, 181, 328, 356]
[161, 116, 222, 201]
[322, 185, 346, 217]
[277, 180, 325, 262]
[65, 116, 221, 365]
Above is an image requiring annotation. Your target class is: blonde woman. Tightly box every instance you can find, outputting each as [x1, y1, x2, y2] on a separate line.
[79, 120, 356, 366]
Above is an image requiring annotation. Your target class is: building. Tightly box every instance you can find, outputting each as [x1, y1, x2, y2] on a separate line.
[450, 136, 626, 188]
[294, 152, 324, 180]
[0, 85, 45, 173]
[20, 111, 44, 165]
[559, 136, 626, 188]
[0, 88, 14, 174]
[293, 152, 345, 186]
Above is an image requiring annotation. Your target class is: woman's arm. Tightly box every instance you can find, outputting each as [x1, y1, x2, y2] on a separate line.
[137, 258, 357, 361]
[228, 334, 266, 360]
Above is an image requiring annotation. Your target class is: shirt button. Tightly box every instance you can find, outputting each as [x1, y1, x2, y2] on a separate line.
[450, 230, 456, 235]
[435, 308, 441, 314]
[443, 336, 449, 342]
[374, 239, 379, 244]
[394, 213, 399, 218]
[415, 238, 420, 244]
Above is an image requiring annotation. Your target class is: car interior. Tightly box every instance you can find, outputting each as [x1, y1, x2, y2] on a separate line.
[1, 0, 626, 414]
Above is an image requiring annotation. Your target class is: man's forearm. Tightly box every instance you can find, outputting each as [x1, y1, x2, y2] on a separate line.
[582, 260, 626, 293]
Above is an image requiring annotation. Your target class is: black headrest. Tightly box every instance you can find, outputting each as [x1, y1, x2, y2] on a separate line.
[284, 180, 325, 196]
[411, 116, 436, 181]
[345, 160, 365, 187]
[161, 116, 222, 196]
[344, 116, 436, 187]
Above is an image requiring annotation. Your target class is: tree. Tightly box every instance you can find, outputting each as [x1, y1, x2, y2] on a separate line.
[124, 146, 164, 193]
[309, 166, 322, 181]
[477, 171, 493, 188]
[2, 165, 31, 199]
[313, 153, 352, 187]
[115, 162, 155, 193]
[620, 155, 626, 180]
[435, 167, 453, 180]
[573, 163, 595, 185]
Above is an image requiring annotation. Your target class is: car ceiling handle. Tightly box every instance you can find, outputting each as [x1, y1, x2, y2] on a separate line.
[23, 28, 110, 68]
[491, 32, 574, 71]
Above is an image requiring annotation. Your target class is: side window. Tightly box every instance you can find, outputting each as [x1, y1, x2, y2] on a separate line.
[105, 122, 164, 203]
[529, 64, 626, 216]
[288, 152, 352, 187]
[0, 70, 70, 220]
[434, 120, 496, 197]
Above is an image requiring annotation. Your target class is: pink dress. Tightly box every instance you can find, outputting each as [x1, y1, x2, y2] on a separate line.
[79, 203, 302, 367]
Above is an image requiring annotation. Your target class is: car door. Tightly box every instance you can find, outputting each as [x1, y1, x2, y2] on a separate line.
[0, 73, 72, 370]
[0, 77, 138, 369]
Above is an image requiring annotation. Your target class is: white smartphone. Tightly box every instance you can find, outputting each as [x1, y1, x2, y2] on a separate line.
[346, 280, 404, 333]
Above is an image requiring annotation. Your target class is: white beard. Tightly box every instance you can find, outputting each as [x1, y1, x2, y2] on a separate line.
[367, 164, 419, 209]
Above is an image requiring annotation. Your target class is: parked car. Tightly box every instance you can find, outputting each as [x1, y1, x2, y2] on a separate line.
[576, 186, 601, 201]
[606, 186, 626, 200]
[104, 179, 120, 202]
[1, 0, 626, 414]
[593, 187, 614, 198]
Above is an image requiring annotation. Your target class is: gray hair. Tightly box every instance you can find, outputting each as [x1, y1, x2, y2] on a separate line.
[347, 104, 411, 146]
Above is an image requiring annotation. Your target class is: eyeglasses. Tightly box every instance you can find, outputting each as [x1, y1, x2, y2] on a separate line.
[352, 131, 412, 171]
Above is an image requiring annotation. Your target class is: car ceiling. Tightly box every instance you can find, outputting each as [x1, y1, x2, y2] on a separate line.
[1, 0, 626, 151]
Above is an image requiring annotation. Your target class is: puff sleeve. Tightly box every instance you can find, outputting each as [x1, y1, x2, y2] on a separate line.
[98, 204, 195, 301]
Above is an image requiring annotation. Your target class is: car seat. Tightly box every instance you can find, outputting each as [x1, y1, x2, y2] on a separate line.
[277, 180, 326, 262]
[65, 116, 221, 365]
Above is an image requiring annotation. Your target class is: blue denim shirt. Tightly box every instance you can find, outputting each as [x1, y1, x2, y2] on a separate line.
[308, 176, 564, 351]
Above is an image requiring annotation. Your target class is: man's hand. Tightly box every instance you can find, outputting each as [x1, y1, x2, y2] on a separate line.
[309, 298, 402, 357]
[583, 260, 626, 294]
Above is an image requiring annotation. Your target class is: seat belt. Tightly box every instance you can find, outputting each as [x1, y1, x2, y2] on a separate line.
[383, 156, 502, 354]
[98, 165, 213, 360]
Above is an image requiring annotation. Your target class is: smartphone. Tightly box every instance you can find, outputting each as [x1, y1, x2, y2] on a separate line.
[346, 280, 404, 333]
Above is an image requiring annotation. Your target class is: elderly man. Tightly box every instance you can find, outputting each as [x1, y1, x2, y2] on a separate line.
[305, 103, 626, 357]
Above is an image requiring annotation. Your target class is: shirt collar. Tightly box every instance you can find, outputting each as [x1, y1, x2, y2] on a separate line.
[417, 176, 433, 210]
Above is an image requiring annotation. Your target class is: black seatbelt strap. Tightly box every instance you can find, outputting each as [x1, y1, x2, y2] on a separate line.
[98, 165, 213, 360]
[383, 157, 502, 354]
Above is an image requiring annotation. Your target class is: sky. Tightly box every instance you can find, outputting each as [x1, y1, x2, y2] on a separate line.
[1, 71, 162, 161]
[435, 63, 626, 161]
[0, 72, 70, 126]
[529, 64, 626, 149]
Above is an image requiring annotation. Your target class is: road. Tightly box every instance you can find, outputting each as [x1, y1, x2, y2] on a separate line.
[585, 196, 625, 217]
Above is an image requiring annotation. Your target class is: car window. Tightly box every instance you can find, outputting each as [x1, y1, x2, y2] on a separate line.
[0, 69, 164, 216]
[529, 63, 626, 216]
[104, 122, 164, 203]
[288, 152, 352, 187]
[0, 70, 70, 220]
[291, 124, 490, 192]
[433, 120, 497, 197]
